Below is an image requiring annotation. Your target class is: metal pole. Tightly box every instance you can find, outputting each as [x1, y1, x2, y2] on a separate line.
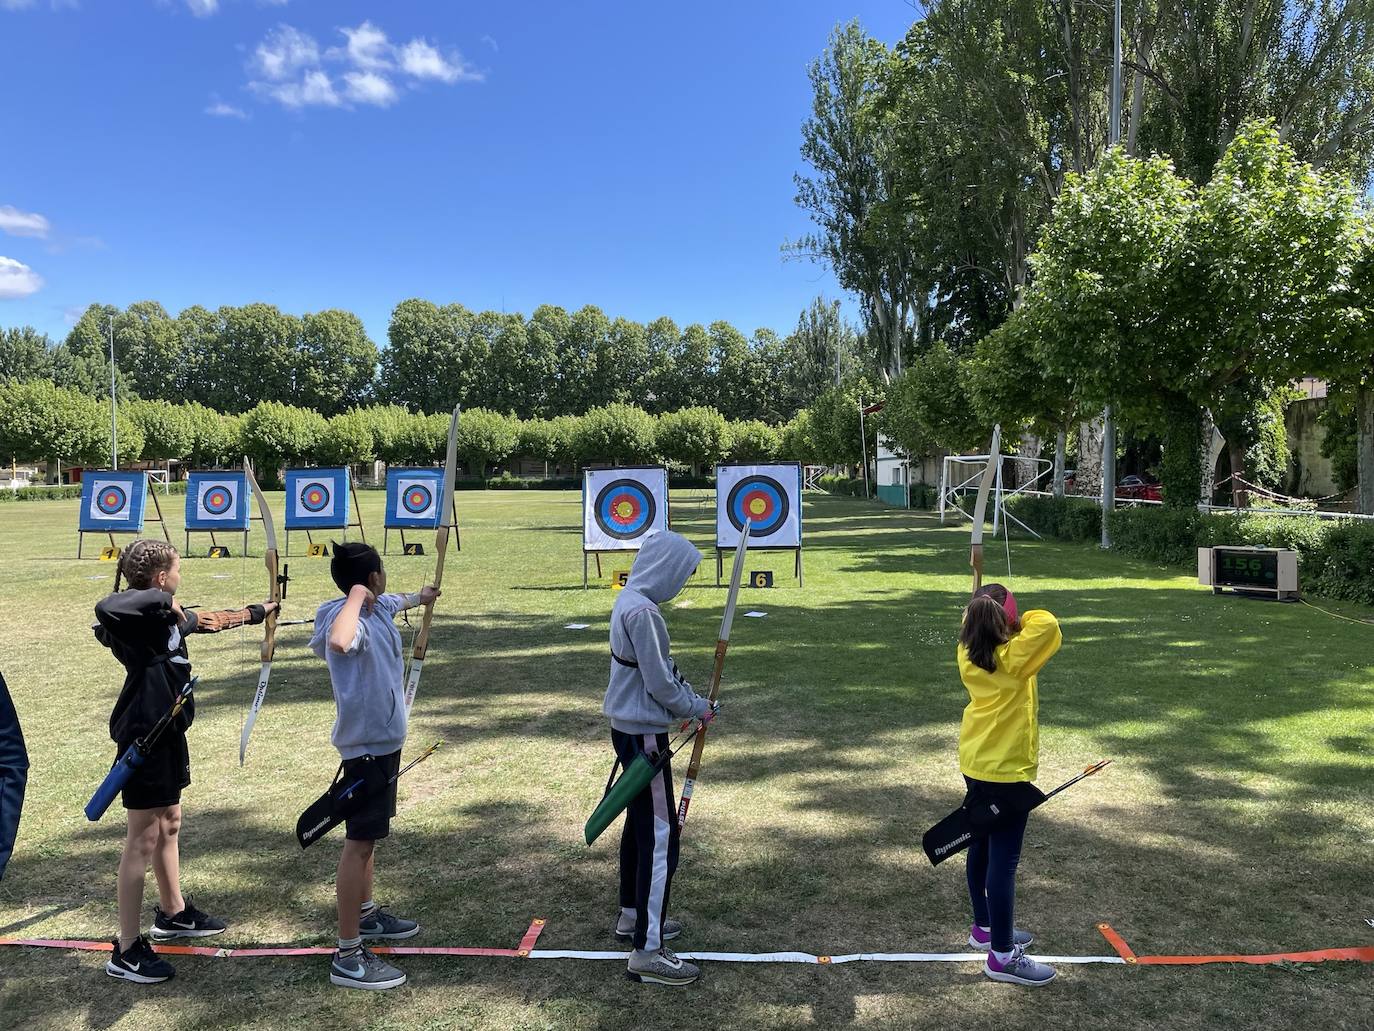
[858, 396, 870, 498]
[1101, 0, 1122, 549]
[108, 316, 118, 470]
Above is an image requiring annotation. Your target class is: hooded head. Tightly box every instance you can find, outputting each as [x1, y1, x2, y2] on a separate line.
[625, 530, 701, 604]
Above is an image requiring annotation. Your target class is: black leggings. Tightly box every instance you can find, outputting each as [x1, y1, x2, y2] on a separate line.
[964, 776, 1030, 953]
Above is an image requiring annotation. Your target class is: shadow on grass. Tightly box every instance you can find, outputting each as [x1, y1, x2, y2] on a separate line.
[3, 493, 1372, 1029]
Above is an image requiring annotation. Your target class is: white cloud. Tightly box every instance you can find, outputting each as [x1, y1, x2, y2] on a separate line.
[242, 21, 482, 113]
[398, 38, 481, 84]
[205, 98, 248, 118]
[340, 20, 390, 70]
[252, 24, 318, 81]
[253, 68, 339, 108]
[0, 257, 43, 299]
[480, 34, 498, 52]
[0, 206, 51, 239]
[186, 0, 216, 15]
[343, 70, 398, 107]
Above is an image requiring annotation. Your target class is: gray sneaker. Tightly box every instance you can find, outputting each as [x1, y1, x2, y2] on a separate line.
[330, 947, 407, 990]
[626, 946, 700, 986]
[359, 907, 420, 941]
[614, 916, 682, 942]
[984, 943, 1056, 986]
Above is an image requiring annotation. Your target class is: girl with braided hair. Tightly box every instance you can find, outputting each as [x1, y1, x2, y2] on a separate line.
[94, 538, 279, 984]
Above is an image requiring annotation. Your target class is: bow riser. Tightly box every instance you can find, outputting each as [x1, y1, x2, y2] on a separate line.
[405, 404, 461, 713]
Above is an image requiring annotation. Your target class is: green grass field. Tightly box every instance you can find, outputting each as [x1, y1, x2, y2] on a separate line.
[1, 489, 1371, 1031]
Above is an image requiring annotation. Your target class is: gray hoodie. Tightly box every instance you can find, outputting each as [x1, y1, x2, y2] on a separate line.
[309, 592, 408, 760]
[602, 530, 710, 734]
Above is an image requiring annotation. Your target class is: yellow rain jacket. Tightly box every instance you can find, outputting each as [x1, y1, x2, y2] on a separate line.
[957, 610, 1062, 783]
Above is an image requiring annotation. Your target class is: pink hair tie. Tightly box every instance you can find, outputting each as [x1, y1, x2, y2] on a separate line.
[1002, 589, 1019, 625]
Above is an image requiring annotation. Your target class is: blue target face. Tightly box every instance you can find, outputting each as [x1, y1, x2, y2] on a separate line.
[203, 485, 233, 515]
[402, 484, 434, 515]
[299, 481, 332, 514]
[727, 475, 789, 538]
[96, 484, 129, 516]
[595, 479, 656, 540]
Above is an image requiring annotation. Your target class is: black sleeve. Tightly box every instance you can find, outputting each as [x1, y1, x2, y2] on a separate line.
[94, 589, 178, 665]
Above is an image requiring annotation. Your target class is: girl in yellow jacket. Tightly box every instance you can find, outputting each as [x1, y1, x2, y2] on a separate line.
[957, 583, 1061, 986]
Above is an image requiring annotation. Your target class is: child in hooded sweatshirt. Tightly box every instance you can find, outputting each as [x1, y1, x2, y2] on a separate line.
[94, 538, 277, 984]
[602, 530, 716, 987]
[309, 542, 437, 991]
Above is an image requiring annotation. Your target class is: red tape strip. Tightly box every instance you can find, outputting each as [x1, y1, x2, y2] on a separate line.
[1095, 924, 1374, 966]
[1096, 923, 1138, 964]
[0, 918, 549, 960]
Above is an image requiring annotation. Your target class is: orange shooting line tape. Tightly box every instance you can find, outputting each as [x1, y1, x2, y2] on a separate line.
[1096, 924, 1374, 966]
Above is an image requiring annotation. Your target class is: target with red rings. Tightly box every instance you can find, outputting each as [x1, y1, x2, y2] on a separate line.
[402, 484, 434, 515]
[203, 486, 233, 516]
[300, 482, 332, 514]
[96, 485, 129, 516]
[595, 480, 656, 540]
[726, 475, 789, 539]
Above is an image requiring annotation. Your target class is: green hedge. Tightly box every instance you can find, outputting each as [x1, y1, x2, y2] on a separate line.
[1, 480, 189, 502]
[1007, 495, 1374, 605]
[817, 474, 867, 497]
[1005, 495, 1103, 542]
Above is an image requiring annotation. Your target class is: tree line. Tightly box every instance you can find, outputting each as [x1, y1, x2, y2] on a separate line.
[0, 296, 878, 426]
[0, 380, 880, 488]
[794, 5, 1374, 511]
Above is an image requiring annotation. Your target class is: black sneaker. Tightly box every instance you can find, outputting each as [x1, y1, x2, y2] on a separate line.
[151, 897, 227, 940]
[106, 936, 175, 984]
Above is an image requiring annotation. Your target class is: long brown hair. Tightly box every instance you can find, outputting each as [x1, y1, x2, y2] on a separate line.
[114, 539, 178, 592]
[960, 593, 1010, 673]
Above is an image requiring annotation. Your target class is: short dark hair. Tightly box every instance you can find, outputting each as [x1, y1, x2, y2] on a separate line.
[330, 541, 382, 594]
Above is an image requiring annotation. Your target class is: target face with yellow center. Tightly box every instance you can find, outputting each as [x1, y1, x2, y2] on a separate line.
[80, 472, 149, 533]
[595, 479, 656, 540]
[96, 485, 129, 516]
[727, 475, 789, 538]
[300, 481, 332, 514]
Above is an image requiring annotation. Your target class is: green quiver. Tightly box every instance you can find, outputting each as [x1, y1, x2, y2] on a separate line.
[584, 752, 661, 846]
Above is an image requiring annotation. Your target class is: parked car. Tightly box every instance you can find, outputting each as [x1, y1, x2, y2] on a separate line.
[1116, 474, 1162, 502]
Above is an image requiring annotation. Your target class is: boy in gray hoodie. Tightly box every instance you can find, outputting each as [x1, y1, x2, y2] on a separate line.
[602, 530, 716, 986]
[309, 542, 437, 991]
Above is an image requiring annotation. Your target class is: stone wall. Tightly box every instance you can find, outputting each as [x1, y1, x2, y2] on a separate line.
[1285, 396, 1337, 498]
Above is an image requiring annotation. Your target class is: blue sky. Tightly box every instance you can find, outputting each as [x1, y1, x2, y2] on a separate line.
[0, 1, 916, 348]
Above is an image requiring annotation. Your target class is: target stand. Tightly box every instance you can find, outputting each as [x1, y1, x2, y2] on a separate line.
[383, 498, 460, 556]
[714, 462, 804, 588]
[581, 467, 671, 589]
[77, 471, 172, 559]
[183, 469, 253, 558]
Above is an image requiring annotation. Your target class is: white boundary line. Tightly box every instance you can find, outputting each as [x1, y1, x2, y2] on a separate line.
[528, 949, 1127, 965]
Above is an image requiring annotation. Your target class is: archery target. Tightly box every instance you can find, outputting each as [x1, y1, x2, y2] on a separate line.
[727, 476, 789, 538]
[96, 484, 129, 517]
[185, 471, 249, 530]
[299, 481, 333, 515]
[384, 469, 447, 529]
[583, 467, 668, 551]
[596, 480, 657, 540]
[402, 482, 435, 516]
[203, 486, 232, 515]
[716, 464, 802, 548]
[79, 472, 149, 533]
[284, 468, 351, 529]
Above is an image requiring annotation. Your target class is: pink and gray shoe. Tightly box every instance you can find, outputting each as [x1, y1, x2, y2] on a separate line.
[968, 923, 1034, 951]
[983, 943, 1056, 986]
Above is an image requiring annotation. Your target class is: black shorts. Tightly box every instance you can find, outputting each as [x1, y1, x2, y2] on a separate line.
[344, 750, 400, 842]
[119, 738, 190, 811]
